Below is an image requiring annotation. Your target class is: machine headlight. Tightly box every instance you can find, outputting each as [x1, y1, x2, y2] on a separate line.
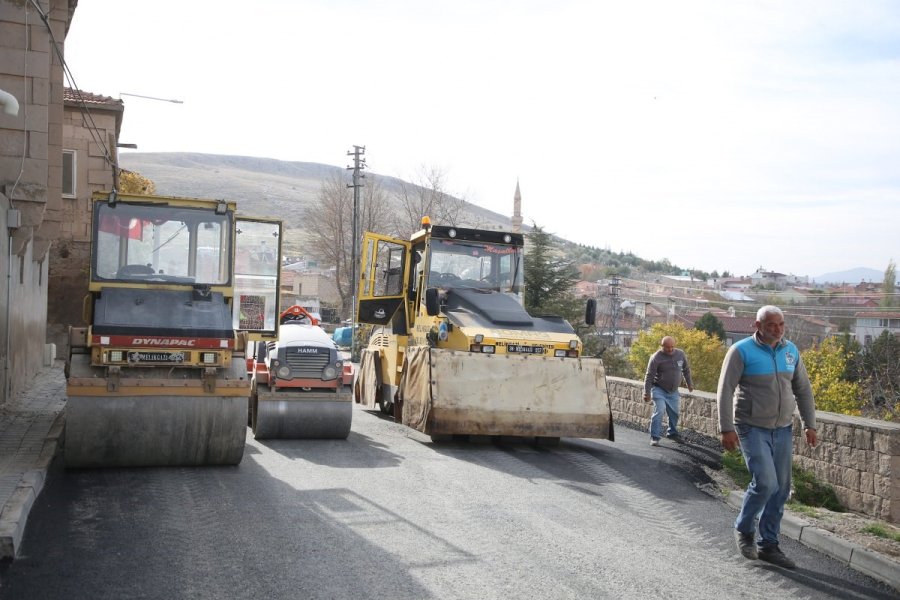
[503, 234, 512, 243]
[470, 344, 495, 354]
[109, 350, 124, 362]
[448, 228, 457, 238]
[569, 340, 579, 349]
[555, 350, 567, 358]
[277, 366, 291, 378]
[323, 366, 337, 379]
[201, 352, 217, 364]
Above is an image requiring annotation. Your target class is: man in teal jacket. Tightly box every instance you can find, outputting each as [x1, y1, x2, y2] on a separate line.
[717, 305, 817, 570]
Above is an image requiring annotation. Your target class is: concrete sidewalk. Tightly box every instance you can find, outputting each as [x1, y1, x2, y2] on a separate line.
[0, 360, 66, 560]
[1, 362, 899, 592]
[725, 490, 900, 591]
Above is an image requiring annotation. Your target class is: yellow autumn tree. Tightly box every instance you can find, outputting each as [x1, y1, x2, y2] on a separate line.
[802, 337, 862, 416]
[628, 322, 726, 392]
[118, 169, 157, 195]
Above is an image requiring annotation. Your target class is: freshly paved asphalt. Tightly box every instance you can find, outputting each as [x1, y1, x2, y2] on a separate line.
[0, 361, 898, 593]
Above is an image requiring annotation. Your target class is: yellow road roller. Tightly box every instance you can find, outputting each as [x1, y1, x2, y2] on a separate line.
[354, 219, 613, 443]
[65, 191, 282, 467]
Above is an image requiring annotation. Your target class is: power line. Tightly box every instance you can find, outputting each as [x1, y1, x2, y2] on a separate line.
[29, 1, 115, 166]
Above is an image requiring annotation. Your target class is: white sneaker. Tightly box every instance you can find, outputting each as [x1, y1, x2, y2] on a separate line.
[650, 438, 660, 446]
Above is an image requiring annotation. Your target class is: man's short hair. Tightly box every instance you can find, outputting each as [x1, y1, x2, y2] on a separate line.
[756, 305, 784, 322]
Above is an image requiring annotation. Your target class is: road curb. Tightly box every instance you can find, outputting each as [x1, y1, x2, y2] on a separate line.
[726, 490, 900, 591]
[0, 412, 65, 560]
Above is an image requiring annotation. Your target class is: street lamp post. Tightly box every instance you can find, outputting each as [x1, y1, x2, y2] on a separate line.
[119, 92, 183, 104]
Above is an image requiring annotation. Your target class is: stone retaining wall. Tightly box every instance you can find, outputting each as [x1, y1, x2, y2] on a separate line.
[607, 376, 900, 522]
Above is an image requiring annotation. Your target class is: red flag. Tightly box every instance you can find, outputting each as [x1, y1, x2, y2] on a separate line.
[99, 214, 143, 240]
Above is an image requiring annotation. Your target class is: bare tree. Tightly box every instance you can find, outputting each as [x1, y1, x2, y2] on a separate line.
[300, 172, 394, 317]
[394, 165, 465, 236]
[360, 174, 397, 238]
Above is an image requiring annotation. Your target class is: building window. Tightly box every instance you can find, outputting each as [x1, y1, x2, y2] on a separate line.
[62, 150, 76, 197]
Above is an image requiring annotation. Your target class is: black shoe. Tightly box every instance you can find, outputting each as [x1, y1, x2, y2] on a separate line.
[758, 545, 796, 569]
[666, 432, 683, 442]
[734, 530, 758, 560]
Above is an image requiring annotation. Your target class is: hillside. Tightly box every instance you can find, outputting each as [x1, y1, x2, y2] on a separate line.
[119, 152, 698, 279]
[119, 152, 513, 231]
[812, 267, 885, 285]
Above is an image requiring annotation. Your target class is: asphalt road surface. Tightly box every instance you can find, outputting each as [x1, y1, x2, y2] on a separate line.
[0, 404, 895, 599]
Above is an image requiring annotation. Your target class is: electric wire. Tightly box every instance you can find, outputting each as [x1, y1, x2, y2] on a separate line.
[28, 0, 118, 177]
[6, 3, 31, 206]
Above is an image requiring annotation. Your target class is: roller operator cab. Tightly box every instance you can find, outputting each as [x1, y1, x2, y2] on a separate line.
[65, 191, 283, 467]
[354, 219, 614, 443]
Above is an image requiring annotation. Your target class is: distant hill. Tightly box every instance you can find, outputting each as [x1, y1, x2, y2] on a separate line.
[118, 152, 703, 279]
[812, 267, 884, 285]
[118, 152, 512, 231]
[117, 153, 740, 281]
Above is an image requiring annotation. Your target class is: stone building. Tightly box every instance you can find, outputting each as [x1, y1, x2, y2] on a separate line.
[1, 0, 78, 405]
[46, 88, 122, 352]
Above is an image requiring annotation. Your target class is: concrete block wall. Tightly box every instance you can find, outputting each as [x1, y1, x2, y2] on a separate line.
[1, 0, 70, 405]
[606, 376, 900, 522]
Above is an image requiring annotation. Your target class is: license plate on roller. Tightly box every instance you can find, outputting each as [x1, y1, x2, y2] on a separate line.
[506, 345, 544, 354]
[127, 351, 187, 363]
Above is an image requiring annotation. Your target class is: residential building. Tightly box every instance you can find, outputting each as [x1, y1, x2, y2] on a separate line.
[854, 312, 900, 346]
[46, 88, 122, 352]
[1, 0, 78, 405]
[714, 277, 753, 292]
[786, 313, 834, 350]
[750, 268, 787, 290]
[677, 313, 757, 347]
[280, 268, 341, 322]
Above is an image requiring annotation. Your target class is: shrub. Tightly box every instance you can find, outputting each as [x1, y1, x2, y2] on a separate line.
[628, 323, 726, 392]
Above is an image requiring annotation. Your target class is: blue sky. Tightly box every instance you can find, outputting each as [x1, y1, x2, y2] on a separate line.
[64, 0, 899, 278]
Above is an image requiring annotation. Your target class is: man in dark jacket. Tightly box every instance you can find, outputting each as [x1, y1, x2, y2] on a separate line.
[643, 336, 693, 446]
[718, 305, 817, 570]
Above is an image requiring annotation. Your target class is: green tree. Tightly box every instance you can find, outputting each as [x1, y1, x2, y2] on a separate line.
[802, 337, 862, 416]
[523, 223, 595, 350]
[524, 223, 579, 316]
[599, 345, 636, 379]
[118, 169, 156, 195]
[627, 323, 726, 392]
[695, 312, 726, 341]
[858, 330, 900, 420]
[836, 333, 863, 382]
[882, 259, 897, 308]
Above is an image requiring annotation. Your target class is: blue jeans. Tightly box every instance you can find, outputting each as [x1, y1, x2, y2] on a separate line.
[734, 424, 793, 548]
[649, 386, 679, 439]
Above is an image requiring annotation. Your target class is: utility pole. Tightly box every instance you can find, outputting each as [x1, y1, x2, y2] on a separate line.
[609, 275, 621, 347]
[346, 145, 366, 360]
